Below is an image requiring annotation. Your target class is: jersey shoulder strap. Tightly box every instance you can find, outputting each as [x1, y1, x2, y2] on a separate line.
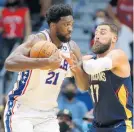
[39, 30, 51, 42]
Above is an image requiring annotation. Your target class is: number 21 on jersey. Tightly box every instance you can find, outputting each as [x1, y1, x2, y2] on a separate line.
[45, 71, 60, 85]
[90, 84, 99, 103]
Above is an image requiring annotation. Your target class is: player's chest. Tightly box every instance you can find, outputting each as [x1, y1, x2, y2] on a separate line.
[40, 59, 69, 86]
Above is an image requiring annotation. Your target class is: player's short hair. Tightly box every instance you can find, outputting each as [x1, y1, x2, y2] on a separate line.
[46, 4, 73, 26]
[98, 22, 118, 35]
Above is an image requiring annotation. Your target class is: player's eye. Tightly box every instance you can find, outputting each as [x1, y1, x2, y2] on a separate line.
[100, 31, 106, 35]
[64, 23, 73, 27]
[64, 23, 69, 27]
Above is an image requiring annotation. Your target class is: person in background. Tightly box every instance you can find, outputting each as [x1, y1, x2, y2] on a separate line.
[82, 109, 94, 132]
[57, 109, 71, 132]
[57, 109, 82, 132]
[90, 10, 109, 48]
[24, 0, 51, 31]
[0, 0, 6, 7]
[106, 0, 133, 31]
[39, 0, 65, 31]
[0, 0, 7, 68]
[0, 0, 31, 68]
[58, 82, 88, 131]
[51, 0, 65, 5]
[76, 89, 93, 111]
[0, 18, 3, 69]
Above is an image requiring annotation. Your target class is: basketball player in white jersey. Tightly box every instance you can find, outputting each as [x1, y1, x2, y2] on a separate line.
[3, 4, 89, 132]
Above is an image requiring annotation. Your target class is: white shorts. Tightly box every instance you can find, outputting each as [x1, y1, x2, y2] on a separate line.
[3, 100, 60, 132]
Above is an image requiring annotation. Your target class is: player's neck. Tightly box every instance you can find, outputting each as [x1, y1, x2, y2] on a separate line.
[50, 31, 62, 49]
[97, 51, 108, 58]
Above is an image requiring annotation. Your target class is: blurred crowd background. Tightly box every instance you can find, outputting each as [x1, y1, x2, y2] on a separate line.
[0, 0, 133, 131]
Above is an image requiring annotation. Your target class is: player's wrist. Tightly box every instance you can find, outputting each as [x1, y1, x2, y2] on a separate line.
[70, 64, 82, 74]
[36, 58, 50, 69]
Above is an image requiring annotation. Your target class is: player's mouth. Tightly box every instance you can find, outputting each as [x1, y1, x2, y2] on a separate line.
[66, 33, 71, 38]
[94, 40, 100, 45]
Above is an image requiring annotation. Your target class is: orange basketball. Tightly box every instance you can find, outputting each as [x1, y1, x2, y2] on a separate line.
[30, 41, 58, 58]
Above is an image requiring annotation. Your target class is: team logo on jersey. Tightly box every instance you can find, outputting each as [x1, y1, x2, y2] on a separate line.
[60, 60, 68, 71]
[62, 46, 67, 51]
[61, 44, 70, 58]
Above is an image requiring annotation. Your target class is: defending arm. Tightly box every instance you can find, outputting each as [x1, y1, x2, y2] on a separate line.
[83, 57, 112, 75]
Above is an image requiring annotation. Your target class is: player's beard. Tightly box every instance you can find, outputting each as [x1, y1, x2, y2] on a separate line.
[92, 39, 111, 54]
[57, 32, 71, 43]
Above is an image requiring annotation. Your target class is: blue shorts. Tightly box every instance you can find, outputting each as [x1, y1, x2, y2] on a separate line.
[89, 120, 133, 132]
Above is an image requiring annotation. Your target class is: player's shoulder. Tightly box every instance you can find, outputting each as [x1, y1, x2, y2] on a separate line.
[109, 49, 127, 58]
[69, 40, 79, 50]
[69, 40, 77, 45]
[24, 31, 47, 46]
[26, 29, 48, 43]
[108, 49, 129, 63]
[35, 30, 47, 41]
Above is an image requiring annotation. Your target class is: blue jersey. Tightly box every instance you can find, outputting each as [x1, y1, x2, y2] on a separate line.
[89, 70, 133, 125]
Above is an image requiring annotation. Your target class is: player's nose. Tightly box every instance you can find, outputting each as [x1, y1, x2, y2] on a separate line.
[95, 35, 99, 40]
[68, 26, 73, 33]
[94, 37, 98, 42]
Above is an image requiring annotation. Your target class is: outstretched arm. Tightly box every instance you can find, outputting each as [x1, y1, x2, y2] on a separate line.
[67, 41, 89, 91]
[83, 49, 130, 77]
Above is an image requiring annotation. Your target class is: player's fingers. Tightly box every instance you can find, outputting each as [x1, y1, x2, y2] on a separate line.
[71, 54, 77, 61]
[61, 57, 73, 66]
[70, 65, 77, 72]
[60, 52, 66, 59]
[49, 50, 59, 59]
[70, 53, 78, 62]
[55, 50, 62, 58]
[70, 51, 73, 55]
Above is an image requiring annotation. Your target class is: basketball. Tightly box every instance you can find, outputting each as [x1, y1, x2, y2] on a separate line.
[30, 41, 58, 58]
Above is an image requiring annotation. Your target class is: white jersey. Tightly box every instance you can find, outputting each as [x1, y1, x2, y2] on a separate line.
[8, 30, 72, 110]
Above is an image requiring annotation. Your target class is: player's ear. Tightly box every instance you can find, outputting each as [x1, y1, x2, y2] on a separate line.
[112, 35, 117, 43]
[50, 23, 56, 29]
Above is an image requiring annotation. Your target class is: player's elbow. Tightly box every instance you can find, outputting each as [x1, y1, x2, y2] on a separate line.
[4, 58, 11, 70]
[79, 86, 88, 91]
[78, 76, 89, 91]
[4, 57, 14, 71]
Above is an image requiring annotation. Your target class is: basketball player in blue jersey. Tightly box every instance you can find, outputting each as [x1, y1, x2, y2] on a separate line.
[82, 22, 133, 132]
[3, 4, 89, 132]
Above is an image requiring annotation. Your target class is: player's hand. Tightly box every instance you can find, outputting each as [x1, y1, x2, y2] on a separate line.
[62, 51, 82, 74]
[48, 50, 62, 70]
[70, 53, 82, 74]
[61, 51, 76, 66]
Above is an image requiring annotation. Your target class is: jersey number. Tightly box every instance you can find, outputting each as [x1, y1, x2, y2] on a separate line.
[9, 23, 16, 37]
[90, 84, 99, 103]
[45, 71, 59, 85]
